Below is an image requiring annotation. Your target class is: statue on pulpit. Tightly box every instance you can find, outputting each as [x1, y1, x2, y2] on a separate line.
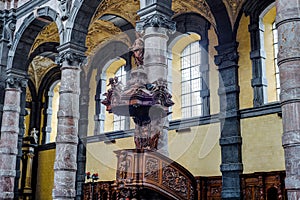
[130, 33, 144, 66]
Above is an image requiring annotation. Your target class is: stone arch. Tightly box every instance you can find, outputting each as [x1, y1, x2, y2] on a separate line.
[28, 42, 59, 64]
[65, 0, 102, 46]
[171, 12, 211, 43]
[7, 6, 63, 71]
[205, 0, 233, 44]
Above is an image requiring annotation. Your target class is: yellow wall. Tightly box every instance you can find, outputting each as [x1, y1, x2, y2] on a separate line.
[50, 82, 60, 142]
[169, 123, 221, 176]
[241, 114, 285, 173]
[237, 15, 253, 109]
[86, 137, 135, 181]
[86, 123, 221, 179]
[208, 27, 220, 114]
[35, 149, 55, 199]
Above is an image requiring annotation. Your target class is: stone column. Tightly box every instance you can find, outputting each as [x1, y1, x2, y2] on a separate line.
[276, 1, 300, 199]
[214, 42, 243, 200]
[0, 69, 27, 199]
[75, 77, 89, 200]
[52, 43, 86, 200]
[248, 15, 268, 107]
[136, 0, 176, 156]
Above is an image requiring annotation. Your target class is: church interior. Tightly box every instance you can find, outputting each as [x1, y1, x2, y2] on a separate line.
[0, 0, 299, 199]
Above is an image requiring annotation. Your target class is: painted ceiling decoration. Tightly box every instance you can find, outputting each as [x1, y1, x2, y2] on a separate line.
[172, 0, 216, 28]
[30, 22, 59, 55]
[28, 56, 57, 92]
[222, 0, 245, 27]
[92, 0, 140, 25]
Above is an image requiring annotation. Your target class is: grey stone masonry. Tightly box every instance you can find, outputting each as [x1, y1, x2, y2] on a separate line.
[0, 69, 27, 200]
[276, 0, 300, 199]
[215, 42, 243, 200]
[52, 43, 86, 200]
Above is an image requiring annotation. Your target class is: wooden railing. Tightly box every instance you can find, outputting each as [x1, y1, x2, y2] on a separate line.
[83, 149, 196, 200]
[83, 149, 286, 200]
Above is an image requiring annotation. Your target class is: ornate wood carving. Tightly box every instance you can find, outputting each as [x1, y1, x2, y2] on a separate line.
[144, 157, 159, 182]
[162, 165, 189, 198]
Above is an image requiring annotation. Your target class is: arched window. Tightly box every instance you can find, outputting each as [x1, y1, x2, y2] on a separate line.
[272, 22, 280, 100]
[45, 81, 60, 143]
[180, 41, 203, 118]
[113, 65, 127, 131]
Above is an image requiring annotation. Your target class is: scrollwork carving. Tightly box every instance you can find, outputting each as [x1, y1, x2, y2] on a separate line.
[3, 21, 16, 47]
[162, 166, 188, 197]
[58, 0, 72, 20]
[136, 14, 176, 34]
[144, 157, 159, 181]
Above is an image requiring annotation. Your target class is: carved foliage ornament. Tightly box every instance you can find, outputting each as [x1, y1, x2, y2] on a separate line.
[144, 157, 159, 182]
[6, 76, 28, 89]
[136, 14, 176, 34]
[56, 51, 86, 66]
[162, 166, 188, 197]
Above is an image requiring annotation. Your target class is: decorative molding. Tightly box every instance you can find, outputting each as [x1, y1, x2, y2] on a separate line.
[57, 0, 72, 21]
[172, 0, 216, 28]
[3, 20, 16, 47]
[222, 0, 246, 28]
[136, 14, 176, 33]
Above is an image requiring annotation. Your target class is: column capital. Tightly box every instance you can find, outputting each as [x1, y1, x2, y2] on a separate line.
[214, 42, 239, 67]
[5, 69, 27, 89]
[136, 14, 176, 34]
[56, 43, 87, 67]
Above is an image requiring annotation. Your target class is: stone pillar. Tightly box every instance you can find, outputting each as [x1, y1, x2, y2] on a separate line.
[248, 16, 268, 107]
[52, 43, 86, 200]
[0, 14, 16, 134]
[136, 0, 176, 156]
[0, 69, 27, 199]
[276, 1, 300, 199]
[214, 42, 243, 200]
[75, 78, 89, 200]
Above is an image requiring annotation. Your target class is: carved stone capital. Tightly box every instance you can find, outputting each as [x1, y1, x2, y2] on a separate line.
[136, 14, 176, 34]
[5, 75, 28, 89]
[56, 51, 86, 67]
[214, 43, 239, 67]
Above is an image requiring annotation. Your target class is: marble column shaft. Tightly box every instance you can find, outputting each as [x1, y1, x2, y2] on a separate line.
[276, 0, 300, 199]
[0, 76, 24, 199]
[52, 50, 83, 200]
